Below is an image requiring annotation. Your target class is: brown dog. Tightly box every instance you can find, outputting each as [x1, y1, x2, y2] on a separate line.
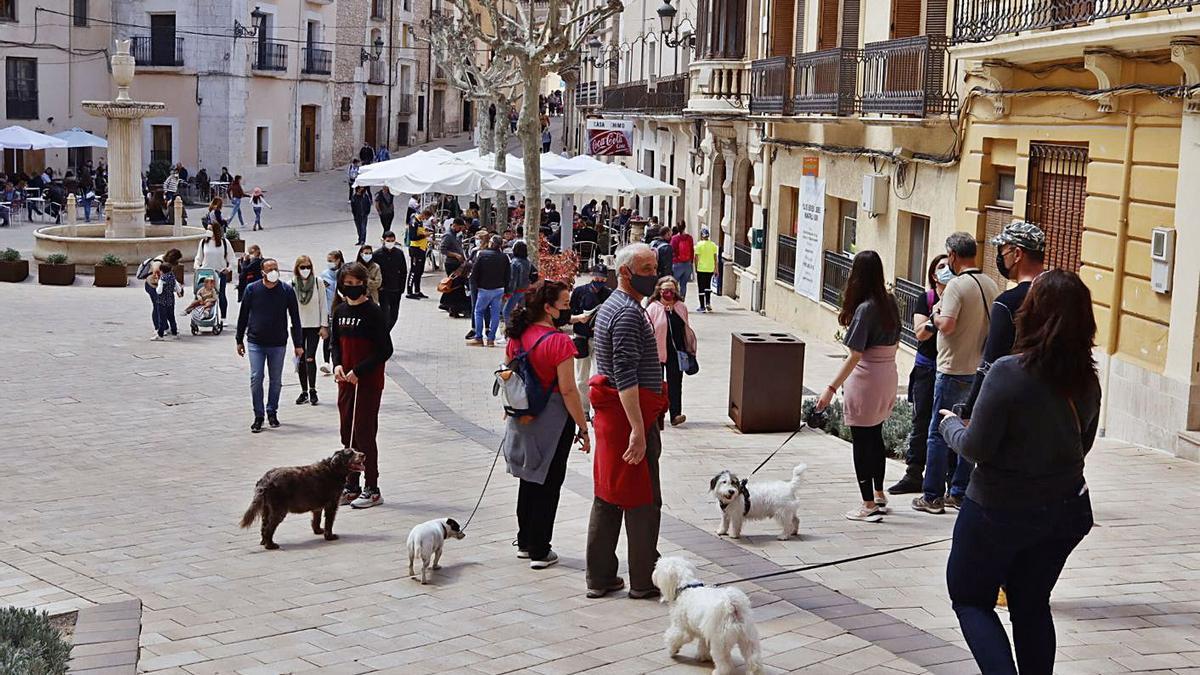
[240, 448, 366, 550]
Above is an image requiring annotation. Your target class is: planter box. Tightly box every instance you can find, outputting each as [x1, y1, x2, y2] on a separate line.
[38, 263, 76, 286]
[229, 239, 246, 254]
[94, 265, 128, 287]
[0, 259, 29, 282]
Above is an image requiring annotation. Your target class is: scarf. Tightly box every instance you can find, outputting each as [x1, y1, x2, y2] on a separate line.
[295, 273, 315, 305]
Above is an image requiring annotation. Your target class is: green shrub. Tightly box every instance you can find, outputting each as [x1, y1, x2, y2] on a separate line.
[0, 607, 72, 675]
[99, 254, 124, 267]
[802, 396, 914, 460]
[224, 226, 241, 240]
[45, 253, 69, 266]
[0, 248, 20, 262]
[147, 160, 171, 186]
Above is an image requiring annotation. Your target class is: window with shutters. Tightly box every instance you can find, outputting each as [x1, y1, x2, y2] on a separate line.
[818, 0, 839, 50]
[770, 0, 796, 57]
[1026, 143, 1087, 273]
[5, 57, 37, 119]
[698, 0, 747, 59]
[890, 0, 921, 39]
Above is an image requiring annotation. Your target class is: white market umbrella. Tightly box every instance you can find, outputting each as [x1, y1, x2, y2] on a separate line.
[542, 163, 680, 197]
[0, 125, 69, 150]
[356, 147, 455, 178]
[52, 127, 108, 148]
[358, 161, 525, 196]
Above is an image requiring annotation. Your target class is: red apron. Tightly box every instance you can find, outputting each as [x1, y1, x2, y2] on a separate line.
[588, 374, 669, 509]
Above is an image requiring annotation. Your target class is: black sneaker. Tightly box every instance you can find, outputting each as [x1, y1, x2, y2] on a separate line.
[309, 390, 319, 406]
[250, 417, 264, 433]
[267, 413, 280, 428]
[340, 486, 360, 506]
[295, 391, 309, 405]
[888, 475, 924, 495]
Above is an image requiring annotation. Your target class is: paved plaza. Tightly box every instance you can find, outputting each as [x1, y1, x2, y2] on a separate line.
[2, 142, 1199, 674]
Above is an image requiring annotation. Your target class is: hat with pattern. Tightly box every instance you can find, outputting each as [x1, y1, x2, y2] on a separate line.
[991, 220, 1045, 252]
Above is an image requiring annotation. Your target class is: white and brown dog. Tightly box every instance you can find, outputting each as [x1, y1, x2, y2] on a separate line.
[406, 518, 465, 584]
[710, 464, 806, 540]
[652, 557, 763, 675]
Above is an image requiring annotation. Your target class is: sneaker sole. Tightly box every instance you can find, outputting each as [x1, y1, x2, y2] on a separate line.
[530, 558, 558, 569]
[350, 500, 382, 509]
[516, 551, 530, 559]
[846, 513, 884, 523]
[912, 505, 945, 514]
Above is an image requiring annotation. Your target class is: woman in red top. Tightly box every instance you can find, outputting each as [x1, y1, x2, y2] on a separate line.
[500, 281, 590, 569]
[669, 222, 695, 299]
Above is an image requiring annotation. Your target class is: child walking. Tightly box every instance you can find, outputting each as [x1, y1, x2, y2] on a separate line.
[155, 264, 184, 340]
[250, 187, 272, 231]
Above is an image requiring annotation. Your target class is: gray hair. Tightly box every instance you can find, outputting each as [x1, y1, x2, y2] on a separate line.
[945, 232, 978, 259]
[615, 243, 652, 272]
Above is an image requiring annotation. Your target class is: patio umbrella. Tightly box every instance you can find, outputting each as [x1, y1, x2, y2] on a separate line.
[542, 162, 680, 197]
[356, 147, 455, 178]
[356, 160, 525, 196]
[0, 125, 69, 150]
[52, 127, 108, 148]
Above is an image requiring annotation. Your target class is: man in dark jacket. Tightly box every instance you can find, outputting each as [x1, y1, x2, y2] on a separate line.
[359, 143, 375, 165]
[350, 186, 372, 246]
[374, 230, 408, 330]
[570, 264, 612, 418]
[468, 237, 510, 347]
[651, 225, 673, 279]
[236, 258, 304, 433]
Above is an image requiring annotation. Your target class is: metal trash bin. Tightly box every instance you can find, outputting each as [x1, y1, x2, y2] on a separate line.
[729, 332, 806, 433]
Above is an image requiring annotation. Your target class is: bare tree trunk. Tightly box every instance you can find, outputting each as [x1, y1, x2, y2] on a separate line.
[493, 103, 510, 231]
[520, 75, 544, 266]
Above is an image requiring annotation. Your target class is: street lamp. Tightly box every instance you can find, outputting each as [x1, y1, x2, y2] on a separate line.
[657, 0, 696, 49]
[585, 36, 619, 68]
[360, 36, 384, 65]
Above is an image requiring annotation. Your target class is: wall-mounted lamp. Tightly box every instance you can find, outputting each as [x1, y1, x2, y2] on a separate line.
[584, 36, 619, 68]
[657, 0, 696, 49]
[360, 36, 385, 65]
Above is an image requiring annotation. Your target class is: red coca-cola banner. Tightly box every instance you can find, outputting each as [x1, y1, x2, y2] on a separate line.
[586, 119, 633, 156]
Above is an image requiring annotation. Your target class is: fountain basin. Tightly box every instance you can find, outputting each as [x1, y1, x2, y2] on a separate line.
[34, 224, 208, 272]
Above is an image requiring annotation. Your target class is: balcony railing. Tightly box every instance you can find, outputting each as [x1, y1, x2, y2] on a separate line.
[253, 41, 288, 71]
[575, 81, 600, 107]
[821, 250, 852, 307]
[302, 47, 332, 75]
[601, 75, 690, 113]
[860, 35, 955, 117]
[369, 60, 386, 84]
[776, 234, 797, 285]
[954, 0, 1199, 43]
[893, 277, 925, 348]
[733, 242, 752, 269]
[794, 48, 859, 116]
[750, 56, 791, 115]
[131, 36, 184, 67]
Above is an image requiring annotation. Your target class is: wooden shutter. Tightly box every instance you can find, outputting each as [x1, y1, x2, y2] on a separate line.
[771, 0, 796, 57]
[840, 0, 860, 48]
[818, 0, 838, 50]
[1026, 143, 1088, 273]
[794, 0, 807, 55]
[924, 0, 947, 36]
[891, 0, 922, 39]
[982, 205, 1013, 288]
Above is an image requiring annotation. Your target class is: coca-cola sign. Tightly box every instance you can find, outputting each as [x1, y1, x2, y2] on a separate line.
[586, 119, 633, 157]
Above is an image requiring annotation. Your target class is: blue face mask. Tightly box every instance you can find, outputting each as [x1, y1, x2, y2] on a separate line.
[935, 264, 955, 285]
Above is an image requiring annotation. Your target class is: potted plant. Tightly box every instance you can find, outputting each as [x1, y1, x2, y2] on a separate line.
[38, 253, 75, 286]
[0, 248, 29, 283]
[94, 254, 128, 287]
[226, 226, 246, 253]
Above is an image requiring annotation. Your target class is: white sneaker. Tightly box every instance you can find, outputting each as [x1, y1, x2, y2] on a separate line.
[150, 334, 164, 341]
[530, 550, 559, 569]
[845, 507, 883, 523]
[320, 365, 332, 375]
[350, 487, 382, 509]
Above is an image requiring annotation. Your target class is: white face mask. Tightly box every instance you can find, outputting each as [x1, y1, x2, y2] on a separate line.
[383, 241, 396, 249]
[298, 268, 312, 279]
[265, 270, 280, 283]
[362, 253, 373, 263]
[327, 260, 339, 269]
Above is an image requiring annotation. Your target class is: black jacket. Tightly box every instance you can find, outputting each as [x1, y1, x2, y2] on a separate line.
[570, 282, 611, 338]
[470, 249, 510, 291]
[374, 246, 408, 292]
[351, 192, 372, 220]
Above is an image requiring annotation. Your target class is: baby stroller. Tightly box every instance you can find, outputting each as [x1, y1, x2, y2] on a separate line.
[190, 268, 224, 336]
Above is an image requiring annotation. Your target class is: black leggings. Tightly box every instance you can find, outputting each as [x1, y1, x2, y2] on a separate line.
[850, 424, 887, 503]
[298, 327, 321, 390]
[516, 417, 574, 560]
[696, 271, 713, 309]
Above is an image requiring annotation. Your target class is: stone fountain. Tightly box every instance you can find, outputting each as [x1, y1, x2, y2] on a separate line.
[33, 41, 207, 269]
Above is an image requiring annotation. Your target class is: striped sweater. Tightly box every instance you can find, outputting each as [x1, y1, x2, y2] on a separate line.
[592, 290, 662, 393]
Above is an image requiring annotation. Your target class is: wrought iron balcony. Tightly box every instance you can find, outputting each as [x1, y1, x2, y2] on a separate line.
[893, 277, 925, 348]
[860, 35, 955, 117]
[302, 47, 332, 75]
[601, 75, 690, 113]
[953, 0, 1198, 43]
[821, 250, 852, 307]
[131, 36, 184, 67]
[793, 48, 859, 116]
[253, 41, 288, 71]
[775, 234, 797, 285]
[733, 242, 752, 269]
[750, 56, 792, 115]
[575, 81, 600, 107]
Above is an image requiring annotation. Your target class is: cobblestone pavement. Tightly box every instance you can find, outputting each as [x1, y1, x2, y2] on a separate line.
[2, 144, 1199, 674]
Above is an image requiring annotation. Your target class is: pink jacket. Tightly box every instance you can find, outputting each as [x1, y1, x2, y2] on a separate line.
[645, 300, 698, 363]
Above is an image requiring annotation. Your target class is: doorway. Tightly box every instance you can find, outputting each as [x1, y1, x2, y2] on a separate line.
[364, 96, 380, 148]
[462, 99, 473, 133]
[397, 120, 410, 147]
[432, 90, 445, 137]
[300, 105, 317, 172]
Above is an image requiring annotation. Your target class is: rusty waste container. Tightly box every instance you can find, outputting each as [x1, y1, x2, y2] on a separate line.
[729, 332, 806, 433]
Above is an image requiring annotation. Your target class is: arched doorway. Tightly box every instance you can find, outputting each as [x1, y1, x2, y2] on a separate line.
[708, 155, 727, 296]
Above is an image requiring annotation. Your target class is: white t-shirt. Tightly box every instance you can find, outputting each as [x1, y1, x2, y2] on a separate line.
[195, 237, 233, 273]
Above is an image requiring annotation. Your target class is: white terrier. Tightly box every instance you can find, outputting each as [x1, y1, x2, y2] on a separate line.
[652, 557, 763, 675]
[710, 464, 807, 540]
[406, 518, 465, 584]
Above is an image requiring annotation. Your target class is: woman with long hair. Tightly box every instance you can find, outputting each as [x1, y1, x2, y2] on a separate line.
[645, 276, 697, 427]
[332, 262, 394, 509]
[938, 270, 1100, 674]
[319, 250, 344, 375]
[500, 281, 590, 569]
[228, 175, 246, 227]
[889, 254, 950, 495]
[816, 250, 901, 522]
[292, 255, 327, 405]
[204, 197, 228, 232]
[194, 216, 234, 320]
[356, 244, 382, 305]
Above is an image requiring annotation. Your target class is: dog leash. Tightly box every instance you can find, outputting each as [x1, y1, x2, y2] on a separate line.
[713, 536, 953, 588]
[747, 422, 810, 478]
[346, 382, 360, 450]
[460, 441, 504, 532]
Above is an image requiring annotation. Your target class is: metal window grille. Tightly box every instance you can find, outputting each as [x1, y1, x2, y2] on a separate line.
[776, 234, 797, 284]
[821, 250, 852, 307]
[893, 277, 924, 348]
[1026, 143, 1088, 273]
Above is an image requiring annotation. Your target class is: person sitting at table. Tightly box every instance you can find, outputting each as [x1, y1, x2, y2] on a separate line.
[575, 218, 599, 268]
[580, 199, 597, 226]
[219, 167, 232, 183]
[196, 167, 210, 196]
[45, 181, 66, 224]
[145, 190, 170, 225]
[174, 163, 189, 182]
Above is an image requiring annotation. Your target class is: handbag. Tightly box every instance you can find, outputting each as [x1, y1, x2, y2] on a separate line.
[666, 310, 699, 376]
[436, 276, 454, 294]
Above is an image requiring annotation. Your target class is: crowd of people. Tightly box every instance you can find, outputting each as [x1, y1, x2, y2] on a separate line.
[2, 161, 107, 227]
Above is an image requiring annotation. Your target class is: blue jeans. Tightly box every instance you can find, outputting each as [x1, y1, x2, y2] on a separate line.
[474, 287, 505, 341]
[230, 197, 244, 226]
[947, 493, 1093, 675]
[247, 342, 286, 417]
[502, 290, 525, 327]
[145, 284, 161, 332]
[672, 262, 692, 299]
[155, 302, 177, 336]
[81, 197, 93, 222]
[253, 206, 263, 227]
[922, 372, 975, 501]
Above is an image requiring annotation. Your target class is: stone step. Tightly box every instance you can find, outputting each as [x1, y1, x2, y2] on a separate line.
[1176, 430, 1200, 462]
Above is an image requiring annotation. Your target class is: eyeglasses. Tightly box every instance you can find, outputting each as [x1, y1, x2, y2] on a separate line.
[299, 266, 312, 271]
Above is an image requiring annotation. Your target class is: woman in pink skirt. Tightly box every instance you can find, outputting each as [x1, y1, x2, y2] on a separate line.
[816, 250, 901, 522]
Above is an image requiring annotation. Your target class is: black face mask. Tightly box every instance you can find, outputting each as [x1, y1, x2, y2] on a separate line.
[995, 250, 1012, 280]
[552, 310, 571, 328]
[341, 285, 366, 300]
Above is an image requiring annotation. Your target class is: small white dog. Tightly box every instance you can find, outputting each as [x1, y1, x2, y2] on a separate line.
[406, 517, 465, 584]
[652, 557, 762, 675]
[710, 464, 807, 540]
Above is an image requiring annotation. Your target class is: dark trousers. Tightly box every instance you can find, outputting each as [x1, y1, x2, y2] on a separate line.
[849, 424, 886, 502]
[407, 247, 426, 294]
[516, 418, 575, 560]
[216, 275, 228, 320]
[338, 382, 383, 488]
[904, 364, 935, 480]
[663, 348, 683, 419]
[696, 271, 713, 309]
[353, 215, 368, 244]
[586, 423, 662, 593]
[947, 493, 1093, 675]
[379, 289, 403, 330]
[297, 327, 320, 390]
[379, 211, 394, 233]
[146, 284, 161, 332]
[155, 302, 177, 336]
